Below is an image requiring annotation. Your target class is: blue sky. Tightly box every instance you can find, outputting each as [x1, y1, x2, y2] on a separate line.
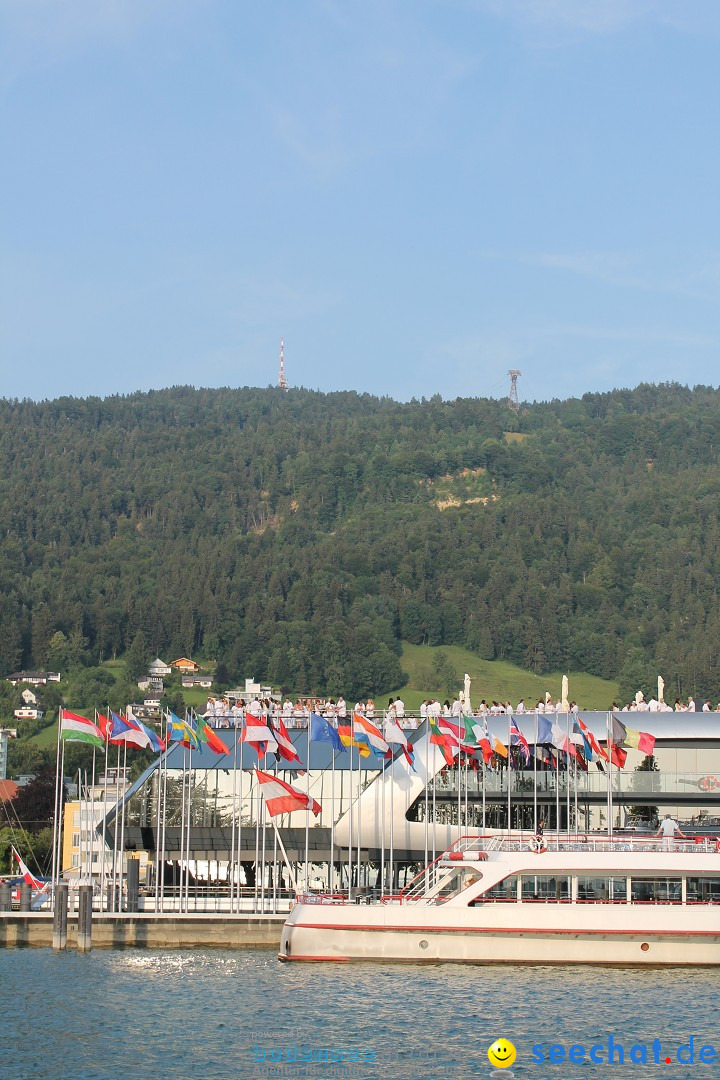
[2, 0, 719, 404]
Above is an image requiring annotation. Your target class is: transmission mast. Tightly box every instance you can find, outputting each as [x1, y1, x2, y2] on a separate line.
[277, 338, 289, 391]
[507, 369, 522, 412]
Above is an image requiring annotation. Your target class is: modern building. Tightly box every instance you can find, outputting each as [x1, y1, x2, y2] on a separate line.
[0, 729, 17, 782]
[101, 713, 720, 898]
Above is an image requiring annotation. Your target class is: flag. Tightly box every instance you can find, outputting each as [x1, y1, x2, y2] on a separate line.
[575, 716, 608, 762]
[384, 717, 416, 770]
[509, 718, 530, 764]
[549, 722, 568, 752]
[611, 715, 627, 745]
[337, 720, 370, 757]
[167, 711, 200, 751]
[241, 714, 278, 758]
[272, 716, 303, 767]
[108, 710, 149, 749]
[59, 709, 104, 749]
[352, 713, 389, 757]
[255, 768, 321, 818]
[310, 712, 344, 753]
[491, 734, 508, 759]
[439, 717, 475, 752]
[471, 722, 494, 764]
[12, 846, 45, 890]
[622, 725, 656, 756]
[534, 745, 558, 769]
[131, 715, 166, 753]
[535, 715, 554, 746]
[194, 713, 230, 756]
[429, 715, 457, 765]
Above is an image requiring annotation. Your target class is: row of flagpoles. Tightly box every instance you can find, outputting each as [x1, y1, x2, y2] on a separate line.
[50, 704, 657, 911]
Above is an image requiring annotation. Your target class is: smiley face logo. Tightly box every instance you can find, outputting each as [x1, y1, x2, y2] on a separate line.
[488, 1039, 517, 1069]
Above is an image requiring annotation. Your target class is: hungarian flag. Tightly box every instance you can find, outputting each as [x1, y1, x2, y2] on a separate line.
[60, 709, 104, 749]
[429, 716, 457, 765]
[273, 717, 303, 767]
[255, 768, 321, 818]
[241, 714, 278, 758]
[194, 713, 229, 756]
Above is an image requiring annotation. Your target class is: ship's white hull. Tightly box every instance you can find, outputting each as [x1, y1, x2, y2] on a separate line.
[280, 903, 720, 965]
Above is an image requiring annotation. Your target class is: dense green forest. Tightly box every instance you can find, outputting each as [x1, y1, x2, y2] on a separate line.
[1, 381, 719, 704]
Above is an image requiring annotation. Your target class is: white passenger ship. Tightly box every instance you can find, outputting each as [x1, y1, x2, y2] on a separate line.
[280, 833, 720, 965]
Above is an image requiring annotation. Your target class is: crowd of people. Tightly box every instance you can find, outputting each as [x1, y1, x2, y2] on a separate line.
[200, 689, 718, 730]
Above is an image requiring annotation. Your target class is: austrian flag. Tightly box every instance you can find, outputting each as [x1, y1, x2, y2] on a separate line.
[255, 769, 321, 818]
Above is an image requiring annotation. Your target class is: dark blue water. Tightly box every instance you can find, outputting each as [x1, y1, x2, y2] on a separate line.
[1, 948, 719, 1080]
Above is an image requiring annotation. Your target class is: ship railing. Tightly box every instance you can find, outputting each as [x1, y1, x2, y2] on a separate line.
[440, 833, 720, 855]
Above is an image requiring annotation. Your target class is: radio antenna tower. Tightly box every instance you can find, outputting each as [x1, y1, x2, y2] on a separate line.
[277, 338, 289, 391]
[507, 369, 522, 412]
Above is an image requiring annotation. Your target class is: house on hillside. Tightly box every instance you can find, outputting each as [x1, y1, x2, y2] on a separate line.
[181, 675, 213, 689]
[7, 671, 60, 686]
[20, 688, 38, 705]
[13, 705, 44, 720]
[172, 657, 199, 674]
[148, 658, 172, 678]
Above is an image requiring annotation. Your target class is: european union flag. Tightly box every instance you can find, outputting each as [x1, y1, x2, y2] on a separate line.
[310, 712, 344, 752]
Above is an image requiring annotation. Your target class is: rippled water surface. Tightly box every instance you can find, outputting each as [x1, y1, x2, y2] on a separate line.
[1, 948, 719, 1080]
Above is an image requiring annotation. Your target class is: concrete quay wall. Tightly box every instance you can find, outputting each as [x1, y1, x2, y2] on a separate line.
[0, 912, 285, 949]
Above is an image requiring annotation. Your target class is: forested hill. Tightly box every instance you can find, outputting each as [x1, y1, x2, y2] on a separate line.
[1, 381, 720, 700]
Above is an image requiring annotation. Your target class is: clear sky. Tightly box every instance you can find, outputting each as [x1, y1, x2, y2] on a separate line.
[2, 0, 719, 404]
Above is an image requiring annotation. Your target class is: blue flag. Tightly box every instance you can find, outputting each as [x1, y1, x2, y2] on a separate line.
[310, 712, 345, 753]
[536, 715, 554, 745]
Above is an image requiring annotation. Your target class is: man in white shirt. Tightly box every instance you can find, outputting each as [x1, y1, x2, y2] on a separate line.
[648, 697, 660, 712]
[336, 696, 347, 719]
[394, 696, 405, 719]
[282, 698, 293, 717]
[656, 814, 684, 851]
[426, 698, 441, 718]
[703, 700, 712, 712]
[516, 699, 526, 714]
[687, 697, 696, 713]
[451, 696, 462, 717]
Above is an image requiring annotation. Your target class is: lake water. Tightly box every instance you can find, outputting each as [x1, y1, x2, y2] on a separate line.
[1, 948, 719, 1080]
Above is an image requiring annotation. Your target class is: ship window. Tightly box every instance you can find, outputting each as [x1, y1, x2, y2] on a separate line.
[478, 875, 519, 902]
[630, 877, 682, 903]
[434, 868, 483, 900]
[576, 876, 627, 902]
[686, 877, 720, 903]
[521, 875, 571, 901]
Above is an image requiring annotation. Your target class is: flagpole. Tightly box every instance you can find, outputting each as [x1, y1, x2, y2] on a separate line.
[238, 720, 244, 912]
[305, 717, 311, 894]
[330, 746, 336, 893]
[267, 814, 299, 893]
[381, 752, 386, 897]
[607, 711, 613, 837]
[260, 750, 268, 913]
[507, 712, 512, 837]
[389, 749, 395, 894]
[119, 742, 128, 910]
[230, 725, 238, 914]
[99, 712, 110, 912]
[424, 735, 429, 890]
[254, 752, 260, 912]
[111, 742, 121, 911]
[51, 708, 63, 896]
[184, 743, 193, 913]
[533, 713, 538, 834]
[347, 746, 353, 901]
[565, 711, 571, 839]
[160, 713, 169, 913]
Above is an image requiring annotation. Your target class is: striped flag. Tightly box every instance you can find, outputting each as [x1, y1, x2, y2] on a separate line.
[241, 714, 278, 758]
[59, 709, 104, 749]
[193, 712, 229, 756]
[337, 720, 370, 757]
[352, 713, 389, 758]
[255, 768, 321, 818]
[509, 718, 530, 764]
[273, 716, 304, 767]
[384, 717, 415, 770]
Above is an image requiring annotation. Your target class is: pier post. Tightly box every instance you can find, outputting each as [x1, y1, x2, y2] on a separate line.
[53, 881, 69, 950]
[19, 883, 32, 912]
[0, 882, 11, 911]
[77, 884, 93, 952]
[126, 858, 140, 913]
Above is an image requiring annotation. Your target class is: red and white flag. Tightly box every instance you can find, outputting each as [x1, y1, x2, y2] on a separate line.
[241, 714, 278, 757]
[12, 846, 44, 890]
[255, 768, 321, 818]
[273, 717, 304, 768]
